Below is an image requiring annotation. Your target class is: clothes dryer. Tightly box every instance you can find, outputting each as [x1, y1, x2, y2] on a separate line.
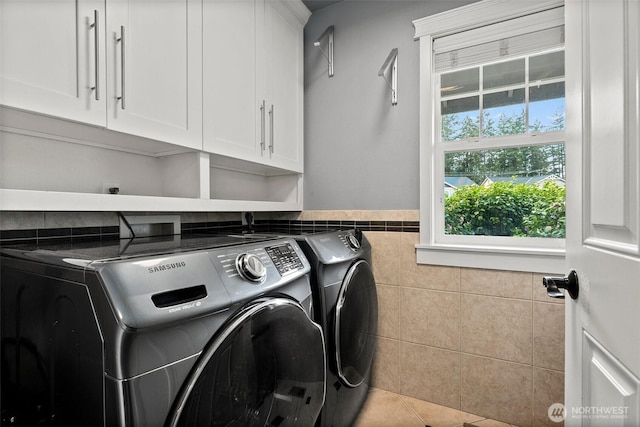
[0, 234, 326, 426]
[296, 230, 378, 427]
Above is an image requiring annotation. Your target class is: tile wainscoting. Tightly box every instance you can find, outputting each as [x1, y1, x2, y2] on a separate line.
[0, 209, 564, 426]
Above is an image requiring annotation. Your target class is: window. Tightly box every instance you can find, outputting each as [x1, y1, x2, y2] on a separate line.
[413, 0, 566, 273]
[440, 51, 565, 238]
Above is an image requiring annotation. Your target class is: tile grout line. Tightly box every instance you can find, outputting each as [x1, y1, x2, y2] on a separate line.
[395, 390, 495, 427]
[392, 338, 541, 368]
[396, 392, 429, 425]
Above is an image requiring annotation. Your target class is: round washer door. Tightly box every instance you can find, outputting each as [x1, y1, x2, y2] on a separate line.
[168, 298, 326, 427]
[335, 259, 378, 387]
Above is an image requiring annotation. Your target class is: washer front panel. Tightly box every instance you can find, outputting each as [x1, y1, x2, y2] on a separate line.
[96, 250, 230, 329]
[168, 298, 326, 427]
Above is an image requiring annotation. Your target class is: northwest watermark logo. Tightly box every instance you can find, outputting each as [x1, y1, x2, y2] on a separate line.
[549, 403, 630, 422]
[548, 403, 566, 423]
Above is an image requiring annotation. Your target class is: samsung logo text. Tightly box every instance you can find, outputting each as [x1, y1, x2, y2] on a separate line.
[148, 261, 187, 273]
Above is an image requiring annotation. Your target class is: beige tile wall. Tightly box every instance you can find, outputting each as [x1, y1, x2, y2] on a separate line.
[303, 210, 566, 427]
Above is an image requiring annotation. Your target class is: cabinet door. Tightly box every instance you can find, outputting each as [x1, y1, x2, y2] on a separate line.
[106, 0, 202, 150]
[264, 2, 305, 172]
[202, 0, 263, 162]
[0, 0, 106, 126]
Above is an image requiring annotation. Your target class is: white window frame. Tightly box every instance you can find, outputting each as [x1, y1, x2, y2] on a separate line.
[413, 0, 566, 273]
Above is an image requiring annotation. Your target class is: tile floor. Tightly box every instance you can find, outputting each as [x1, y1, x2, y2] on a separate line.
[354, 388, 518, 427]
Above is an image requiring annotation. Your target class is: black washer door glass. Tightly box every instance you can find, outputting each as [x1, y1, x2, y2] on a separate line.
[335, 260, 378, 387]
[171, 298, 325, 427]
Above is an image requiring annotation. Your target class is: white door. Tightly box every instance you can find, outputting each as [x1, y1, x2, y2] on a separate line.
[563, 0, 640, 425]
[202, 0, 263, 161]
[0, 0, 106, 126]
[105, 0, 202, 150]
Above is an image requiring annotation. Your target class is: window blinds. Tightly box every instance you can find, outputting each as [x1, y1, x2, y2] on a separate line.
[434, 7, 565, 72]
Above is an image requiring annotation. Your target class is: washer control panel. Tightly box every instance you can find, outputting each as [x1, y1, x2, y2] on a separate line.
[266, 243, 304, 276]
[207, 238, 311, 303]
[235, 253, 267, 282]
[214, 247, 270, 282]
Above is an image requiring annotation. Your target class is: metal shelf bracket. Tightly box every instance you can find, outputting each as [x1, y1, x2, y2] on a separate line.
[314, 25, 334, 77]
[379, 48, 398, 105]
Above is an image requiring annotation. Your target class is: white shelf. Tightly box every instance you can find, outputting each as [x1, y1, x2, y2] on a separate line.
[0, 108, 303, 212]
[0, 189, 302, 212]
[0, 107, 192, 157]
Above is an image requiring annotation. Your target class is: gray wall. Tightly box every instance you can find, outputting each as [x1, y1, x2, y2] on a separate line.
[303, 0, 478, 210]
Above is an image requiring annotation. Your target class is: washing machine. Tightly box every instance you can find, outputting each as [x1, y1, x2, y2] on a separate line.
[0, 234, 326, 426]
[296, 229, 378, 427]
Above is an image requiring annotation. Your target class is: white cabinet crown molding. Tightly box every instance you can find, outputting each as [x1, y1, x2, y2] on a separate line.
[279, 0, 312, 24]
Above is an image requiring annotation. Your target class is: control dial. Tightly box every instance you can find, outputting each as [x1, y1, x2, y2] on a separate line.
[235, 253, 267, 282]
[346, 233, 361, 250]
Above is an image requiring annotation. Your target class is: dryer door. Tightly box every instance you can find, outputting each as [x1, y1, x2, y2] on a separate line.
[167, 298, 326, 427]
[335, 259, 378, 387]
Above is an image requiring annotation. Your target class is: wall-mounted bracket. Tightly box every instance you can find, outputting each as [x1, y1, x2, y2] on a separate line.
[314, 25, 334, 77]
[378, 48, 398, 105]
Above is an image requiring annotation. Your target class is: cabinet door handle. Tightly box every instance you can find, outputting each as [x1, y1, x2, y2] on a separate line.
[117, 26, 125, 109]
[260, 100, 266, 151]
[90, 10, 100, 101]
[269, 104, 274, 154]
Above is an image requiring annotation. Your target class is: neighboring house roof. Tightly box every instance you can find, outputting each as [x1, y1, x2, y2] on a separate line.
[481, 175, 565, 186]
[444, 176, 477, 189]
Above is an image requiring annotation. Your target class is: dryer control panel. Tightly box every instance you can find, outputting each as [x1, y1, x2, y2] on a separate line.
[340, 231, 362, 251]
[305, 230, 368, 265]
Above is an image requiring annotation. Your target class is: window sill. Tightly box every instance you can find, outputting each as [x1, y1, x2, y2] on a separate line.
[416, 243, 565, 273]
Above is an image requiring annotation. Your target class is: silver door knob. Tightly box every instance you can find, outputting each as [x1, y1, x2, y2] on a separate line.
[543, 270, 579, 299]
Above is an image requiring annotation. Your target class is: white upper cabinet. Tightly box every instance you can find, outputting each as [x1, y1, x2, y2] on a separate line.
[1, 0, 305, 166]
[202, 0, 262, 161]
[0, 0, 202, 150]
[0, 0, 107, 126]
[202, 0, 309, 172]
[264, 1, 307, 172]
[105, 0, 203, 150]
[0, 0, 306, 212]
